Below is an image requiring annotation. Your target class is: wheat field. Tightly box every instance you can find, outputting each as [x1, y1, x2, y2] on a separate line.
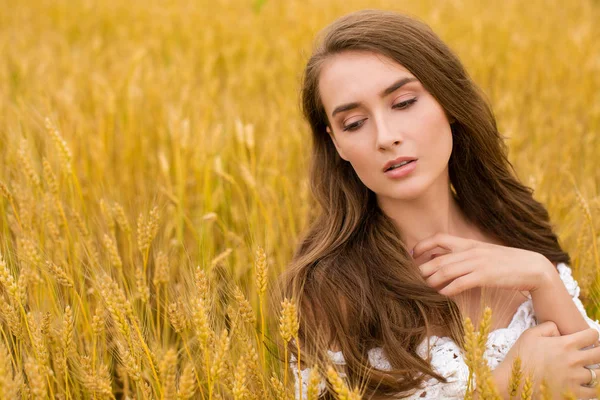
[0, 0, 599, 398]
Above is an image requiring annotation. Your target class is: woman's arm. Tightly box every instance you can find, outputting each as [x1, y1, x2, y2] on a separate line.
[491, 363, 511, 400]
[530, 259, 591, 335]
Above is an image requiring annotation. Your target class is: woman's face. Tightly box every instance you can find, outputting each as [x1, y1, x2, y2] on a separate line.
[319, 50, 454, 201]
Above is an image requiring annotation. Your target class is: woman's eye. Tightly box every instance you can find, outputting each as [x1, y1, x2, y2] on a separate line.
[342, 98, 417, 132]
[392, 97, 417, 109]
[343, 120, 365, 132]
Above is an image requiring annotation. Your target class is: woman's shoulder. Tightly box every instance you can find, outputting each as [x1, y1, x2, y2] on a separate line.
[554, 261, 581, 297]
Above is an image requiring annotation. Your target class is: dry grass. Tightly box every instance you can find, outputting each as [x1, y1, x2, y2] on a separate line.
[0, 0, 599, 398]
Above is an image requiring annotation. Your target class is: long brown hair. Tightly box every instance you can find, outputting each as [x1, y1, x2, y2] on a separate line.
[276, 9, 570, 399]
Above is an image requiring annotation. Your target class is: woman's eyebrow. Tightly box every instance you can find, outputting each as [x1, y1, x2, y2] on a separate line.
[331, 76, 418, 118]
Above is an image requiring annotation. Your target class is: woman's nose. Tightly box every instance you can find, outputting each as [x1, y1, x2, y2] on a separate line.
[376, 118, 404, 150]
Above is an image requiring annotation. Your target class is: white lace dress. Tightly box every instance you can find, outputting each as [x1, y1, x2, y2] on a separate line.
[290, 262, 600, 399]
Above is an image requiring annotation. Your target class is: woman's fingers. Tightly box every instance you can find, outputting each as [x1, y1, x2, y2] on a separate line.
[575, 367, 600, 399]
[543, 367, 600, 398]
[437, 272, 481, 296]
[578, 343, 600, 366]
[424, 259, 476, 289]
[528, 320, 560, 337]
[418, 250, 474, 278]
[577, 384, 600, 400]
[412, 233, 474, 259]
[567, 328, 600, 351]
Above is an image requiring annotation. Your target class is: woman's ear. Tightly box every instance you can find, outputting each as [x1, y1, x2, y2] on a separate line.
[326, 126, 349, 161]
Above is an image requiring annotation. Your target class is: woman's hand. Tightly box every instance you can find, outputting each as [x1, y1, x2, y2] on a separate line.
[497, 321, 600, 399]
[411, 233, 555, 296]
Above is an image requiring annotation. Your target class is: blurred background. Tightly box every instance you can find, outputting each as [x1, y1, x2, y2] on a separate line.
[0, 0, 599, 398]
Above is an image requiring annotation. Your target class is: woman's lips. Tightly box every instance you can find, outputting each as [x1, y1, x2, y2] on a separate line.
[384, 159, 417, 178]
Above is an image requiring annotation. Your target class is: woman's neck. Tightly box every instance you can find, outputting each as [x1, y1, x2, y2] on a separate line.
[377, 177, 476, 255]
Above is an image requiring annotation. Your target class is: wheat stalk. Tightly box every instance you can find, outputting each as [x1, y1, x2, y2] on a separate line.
[232, 354, 249, 400]
[17, 139, 41, 190]
[0, 339, 22, 399]
[159, 348, 177, 400]
[255, 246, 268, 368]
[46, 260, 74, 288]
[0, 250, 19, 300]
[78, 354, 115, 399]
[102, 233, 123, 269]
[112, 202, 132, 235]
[24, 356, 47, 399]
[134, 263, 150, 303]
[519, 372, 533, 400]
[44, 118, 73, 175]
[279, 297, 300, 392]
[306, 364, 322, 400]
[326, 365, 362, 400]
[508, 355, 522, 399]
[233, 285, 257, 327]
[168, 300, 189, 334]
[575, 189, 600, 283]
[538, 378, 552, 400]
[177, 362, 196, 400]
[193, 296, 214, 399]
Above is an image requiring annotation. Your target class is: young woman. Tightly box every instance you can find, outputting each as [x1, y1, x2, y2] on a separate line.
[278, 9, 600, 400]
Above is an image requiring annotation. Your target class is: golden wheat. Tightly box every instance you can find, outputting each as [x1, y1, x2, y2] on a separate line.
[0, 0, 598, 398]
[507, 355, 522, 399]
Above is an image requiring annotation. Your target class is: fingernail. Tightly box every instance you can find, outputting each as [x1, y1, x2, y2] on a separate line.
[410, 249, 414, 257]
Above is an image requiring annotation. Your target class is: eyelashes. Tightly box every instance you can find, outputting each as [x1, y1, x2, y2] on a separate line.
[392, 97, 418, 110]
[342, 97, 418, 132]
